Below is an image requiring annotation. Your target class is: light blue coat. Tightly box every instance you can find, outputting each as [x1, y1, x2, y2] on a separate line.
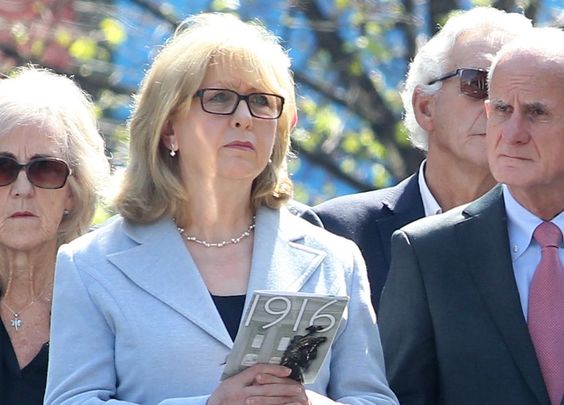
[45, 206, 398, 405]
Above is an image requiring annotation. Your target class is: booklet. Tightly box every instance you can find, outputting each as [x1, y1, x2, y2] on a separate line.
[222, 290, 349, 384]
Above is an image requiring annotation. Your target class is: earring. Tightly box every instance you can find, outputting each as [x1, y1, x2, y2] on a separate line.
[169, 142, 177, 157]
[63, 209, 70, 216]
[268, 158, 273, 164]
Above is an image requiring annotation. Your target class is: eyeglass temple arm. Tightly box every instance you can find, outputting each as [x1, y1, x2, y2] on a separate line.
[427, 70, 460, 86]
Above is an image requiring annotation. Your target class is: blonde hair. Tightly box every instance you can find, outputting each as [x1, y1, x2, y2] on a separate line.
[114, 12, 296, 223]
[0, 66, 110, 245]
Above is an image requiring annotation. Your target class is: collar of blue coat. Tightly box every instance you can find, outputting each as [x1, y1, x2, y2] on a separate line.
[105, 206, 328, 347]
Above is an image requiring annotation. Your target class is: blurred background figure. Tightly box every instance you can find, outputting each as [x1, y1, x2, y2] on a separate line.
[45, 13, 398, 405]
[302, 7, 533, 312]
[0, 66, 109, 405]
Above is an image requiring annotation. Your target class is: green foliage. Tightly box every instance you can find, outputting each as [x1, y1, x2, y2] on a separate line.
[11, 23, 29, 45]
[211, 0, 240, 11]
[69, 37, 98, 60]
[335, 0, 350, 10]
[100, 18, 127, 46]
[54, 28, 73, 48]
[292, 182, 310, 204]
[472, 0, 495, 6]
[3, 0, 555, 208]
[372, 163, 390, 188]
[394, 121, 411, 146]
[92, 203, 114, 227]
[30, 39, 45, 57]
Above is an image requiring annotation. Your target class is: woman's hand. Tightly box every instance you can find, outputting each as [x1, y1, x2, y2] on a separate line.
[208, 364, 310, 405]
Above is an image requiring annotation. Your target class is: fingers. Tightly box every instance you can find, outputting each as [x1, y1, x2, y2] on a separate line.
[254, 372, 300, 386]
[209, 365, 305, 405]
[247, 382, 302, 396]
[246, 392, 309, 405]
[245, 382, 309, 405]
[239, 364, 292, 385]
[252, 364, 294, 378]
[247, 394, 303, 404]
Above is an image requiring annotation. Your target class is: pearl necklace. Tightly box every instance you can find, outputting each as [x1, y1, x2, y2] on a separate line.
[176, 216, 256, 248]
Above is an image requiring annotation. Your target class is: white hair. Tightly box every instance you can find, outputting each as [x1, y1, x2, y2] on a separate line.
[401, 7, 533, 151]
[0, 66, 110, 244]
[488, 27, 564, 84]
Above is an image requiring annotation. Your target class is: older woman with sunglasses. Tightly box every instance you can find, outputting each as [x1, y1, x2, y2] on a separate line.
[45, 12, 398, 405]
[0, 66, 109, 405]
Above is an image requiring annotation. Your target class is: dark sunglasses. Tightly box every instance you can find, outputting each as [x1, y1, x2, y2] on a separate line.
[428, 68, 489, 99]
[0, 156, 72, 189]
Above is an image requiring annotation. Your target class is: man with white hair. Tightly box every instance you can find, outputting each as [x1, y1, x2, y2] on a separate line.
[302, 7, 533, 312]
[379, 27, 564, 404]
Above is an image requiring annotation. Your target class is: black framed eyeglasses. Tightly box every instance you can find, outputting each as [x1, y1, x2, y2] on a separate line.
[0, 156, 72, 189]
[195, 88, 285, 119]
[428, 68, 489, 99]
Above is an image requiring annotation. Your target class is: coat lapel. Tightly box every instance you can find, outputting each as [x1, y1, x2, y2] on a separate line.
[106, 217, 232, 347]
[246, 206, 327, 297]
[457, 186, 549, 405]
[378, 174, 425, 266]
[105, 209, 328, 350]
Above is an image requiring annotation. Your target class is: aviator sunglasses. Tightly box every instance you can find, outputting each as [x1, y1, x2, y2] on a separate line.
[428, 68, 489, 99]
[0, 156, 72, 189]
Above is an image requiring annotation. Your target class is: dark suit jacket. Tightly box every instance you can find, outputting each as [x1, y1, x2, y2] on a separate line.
[378, 185, 551, 405]
[301, 173, 424, 312]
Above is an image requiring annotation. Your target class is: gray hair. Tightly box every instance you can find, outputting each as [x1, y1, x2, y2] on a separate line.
[0, 66, 110, 245]
[488, 27, 564, 84]
[401, 7, 533, 151]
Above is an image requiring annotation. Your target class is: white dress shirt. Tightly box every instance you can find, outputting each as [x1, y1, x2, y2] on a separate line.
[418, 160, 442, 217]
[502, 184, 564, 320]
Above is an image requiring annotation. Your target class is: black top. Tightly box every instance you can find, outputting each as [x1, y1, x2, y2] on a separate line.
[210, 294, 246, 342]
[0, 322, 48, 405]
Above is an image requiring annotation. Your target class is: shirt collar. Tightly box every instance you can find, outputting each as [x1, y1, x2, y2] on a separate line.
[502, 184, 564, 259]
[418, 160, 442, 216]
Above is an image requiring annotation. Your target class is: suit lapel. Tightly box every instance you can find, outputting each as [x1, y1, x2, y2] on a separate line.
[457, 186, 549, 405]
[378, 174, 425, 266]
[246, 206, 327, 298]
[106, 217, 232, 347]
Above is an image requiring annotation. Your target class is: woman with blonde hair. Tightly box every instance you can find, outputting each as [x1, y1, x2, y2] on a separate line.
[45, 13, 397, 405]
[0, 66, 109, 404]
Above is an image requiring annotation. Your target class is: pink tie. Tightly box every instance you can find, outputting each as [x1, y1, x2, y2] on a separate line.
[528, 221, 564, 405]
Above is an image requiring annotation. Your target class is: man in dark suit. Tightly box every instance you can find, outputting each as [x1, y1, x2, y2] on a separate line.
[378, 27, 564, 405]
[302, 7, 533, 311]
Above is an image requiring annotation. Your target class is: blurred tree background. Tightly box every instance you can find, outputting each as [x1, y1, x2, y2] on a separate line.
[1, 0, 562, 211]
